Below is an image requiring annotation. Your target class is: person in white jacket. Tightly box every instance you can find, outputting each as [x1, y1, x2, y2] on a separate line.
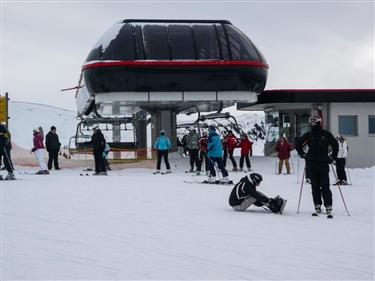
[335, 135, 348, 185]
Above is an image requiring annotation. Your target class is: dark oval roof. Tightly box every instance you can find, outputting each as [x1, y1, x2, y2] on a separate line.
[86, 19, 267, 64]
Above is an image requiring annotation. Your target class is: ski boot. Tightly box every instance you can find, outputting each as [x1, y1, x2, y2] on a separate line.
[314, 205, 322, 213]
[4, 173, 16, 180]
[219, 176, 230, 183]
[153, 170, 161, 174]
[165, 169, 172, 174]
[100, 171, 108, 176]
[326, 206, 333, 219]
[207, 176, 215, 183]
[269, 196, 287, 214]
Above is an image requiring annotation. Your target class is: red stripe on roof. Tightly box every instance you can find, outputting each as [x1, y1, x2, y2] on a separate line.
[82, 60, 269, 70]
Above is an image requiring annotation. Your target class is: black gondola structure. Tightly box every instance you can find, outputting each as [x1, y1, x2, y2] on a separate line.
[74, 19, 268, 150]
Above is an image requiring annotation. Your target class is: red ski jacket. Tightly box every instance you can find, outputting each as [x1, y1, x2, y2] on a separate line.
[226, 135, 238, 152]
[32, 132, 45, 152]
[239, 137, 253, 155]
[275, 140, 292, 160]
[198, 136, 208, 153]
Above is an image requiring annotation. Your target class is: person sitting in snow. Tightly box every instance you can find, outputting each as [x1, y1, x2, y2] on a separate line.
[229, 173, 287, 214]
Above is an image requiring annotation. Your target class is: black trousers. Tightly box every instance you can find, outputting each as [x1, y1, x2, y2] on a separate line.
[48, 150, 59, 170]
[0, 146, 13, 173]
[305, 159, 310, 180]
[308, 162, 332, 207]
[199, 151, 209, 172]
[93, 149, 107, 173]
[208, 157, 228, 177]
[188, 149, 200, 171]
[156, 149, 170, 170]
[336, 158, 347, 181]
[239, 153, 251, 169]
[223, 149, 228, 167]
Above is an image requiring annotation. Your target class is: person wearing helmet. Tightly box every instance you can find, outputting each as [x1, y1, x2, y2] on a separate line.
[185, 126, 200, 173]
[229, 173, 287, 214]
[296, 115, 338, 215]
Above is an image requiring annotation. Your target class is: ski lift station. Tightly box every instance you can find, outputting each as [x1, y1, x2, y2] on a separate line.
[74, 19, 374, 168]
[75, 19, 267, 154]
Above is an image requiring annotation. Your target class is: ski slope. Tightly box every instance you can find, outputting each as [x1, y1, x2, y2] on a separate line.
[1, 156, 374, 280]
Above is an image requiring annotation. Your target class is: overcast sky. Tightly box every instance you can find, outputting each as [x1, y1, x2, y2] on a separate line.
[1, 1, 374, 110]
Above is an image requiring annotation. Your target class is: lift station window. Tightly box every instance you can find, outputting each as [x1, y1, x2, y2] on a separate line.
[225, 24, 260, 60]
[193, 25, 220, 60]
[143, 24, 170, 59]
[169, 25, 195, 59]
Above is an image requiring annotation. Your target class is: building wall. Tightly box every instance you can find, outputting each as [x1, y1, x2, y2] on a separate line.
[329, 103, 375, 168]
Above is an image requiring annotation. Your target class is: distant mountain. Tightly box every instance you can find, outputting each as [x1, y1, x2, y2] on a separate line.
[8, 101, 79, 149]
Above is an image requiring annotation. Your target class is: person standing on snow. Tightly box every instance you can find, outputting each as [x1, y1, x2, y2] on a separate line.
[0, 124, 15, 180]
[45, 126, 61, 170]
[226, 130, 239, 171]
[31, 128, 49, 174]
[185, 127, 200, 173]
[275, 136, 293, 174]
[296, 116, 338, 215]
[229, 173, 287, 214]
[207, 125, 229, 183]
[153, 129, 172, 174]
[238, 133, 253, 172]
[198, 131, 209, 175]
[91, 126, 107, 175]
[335, 135, 348, 185]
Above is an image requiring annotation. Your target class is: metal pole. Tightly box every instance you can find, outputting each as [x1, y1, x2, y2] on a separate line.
[5, 92, 9, 128]
[297, 156, 300, 184]
[297, 165, 306, 214]
[330, 164, 351, 216]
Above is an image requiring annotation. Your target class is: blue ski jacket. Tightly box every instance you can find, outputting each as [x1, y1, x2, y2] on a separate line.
[154, 133, 171, 151]
[207, 131, 223, 158]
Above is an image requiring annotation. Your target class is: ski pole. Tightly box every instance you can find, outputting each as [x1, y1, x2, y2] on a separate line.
[297, 164, 306, 214]
[297, 156, 300, 184]
[330, 164, 351, 216]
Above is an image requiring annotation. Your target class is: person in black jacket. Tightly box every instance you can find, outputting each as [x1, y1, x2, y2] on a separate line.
[229, 173, 287, 214]
[45, 126, 61, 170]
[0, 124, 15, 180]
[296, 116, 339, 215]
[91, 126, 107, 175]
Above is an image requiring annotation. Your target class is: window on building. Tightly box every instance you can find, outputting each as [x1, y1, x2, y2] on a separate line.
[369, 115, 375, 135]
[338, 115, 358, 136]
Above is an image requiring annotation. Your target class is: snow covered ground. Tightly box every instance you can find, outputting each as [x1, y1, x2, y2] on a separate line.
[1, 155, 374, 280]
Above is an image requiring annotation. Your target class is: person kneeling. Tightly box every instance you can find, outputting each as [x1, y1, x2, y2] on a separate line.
[229, 173, 287, 214]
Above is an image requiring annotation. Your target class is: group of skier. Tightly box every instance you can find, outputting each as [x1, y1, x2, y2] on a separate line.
[1, 114, 348, 217]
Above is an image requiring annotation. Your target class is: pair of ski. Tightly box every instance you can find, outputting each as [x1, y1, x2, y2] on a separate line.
[153, 171, 171, 175]
[312, 212, 333, 219]
[183, 179, 234, 185]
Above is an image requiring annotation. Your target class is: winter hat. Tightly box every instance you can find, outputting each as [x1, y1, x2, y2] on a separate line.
[51, 126, 56, 131]
[33, 128, 39, 132]
[208, 125, 216, 131]
[160, 129, 166, 135]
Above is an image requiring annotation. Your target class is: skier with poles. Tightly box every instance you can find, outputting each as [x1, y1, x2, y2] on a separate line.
[296, 116, 338, 217]
[229, 173, 287, 214]
[31, 127, 49, 174]
[207, 125, 230, 183]
[0, 123, 15, 180]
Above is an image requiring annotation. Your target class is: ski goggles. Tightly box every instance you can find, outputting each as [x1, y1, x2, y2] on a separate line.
[309, 116, 321, 125]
